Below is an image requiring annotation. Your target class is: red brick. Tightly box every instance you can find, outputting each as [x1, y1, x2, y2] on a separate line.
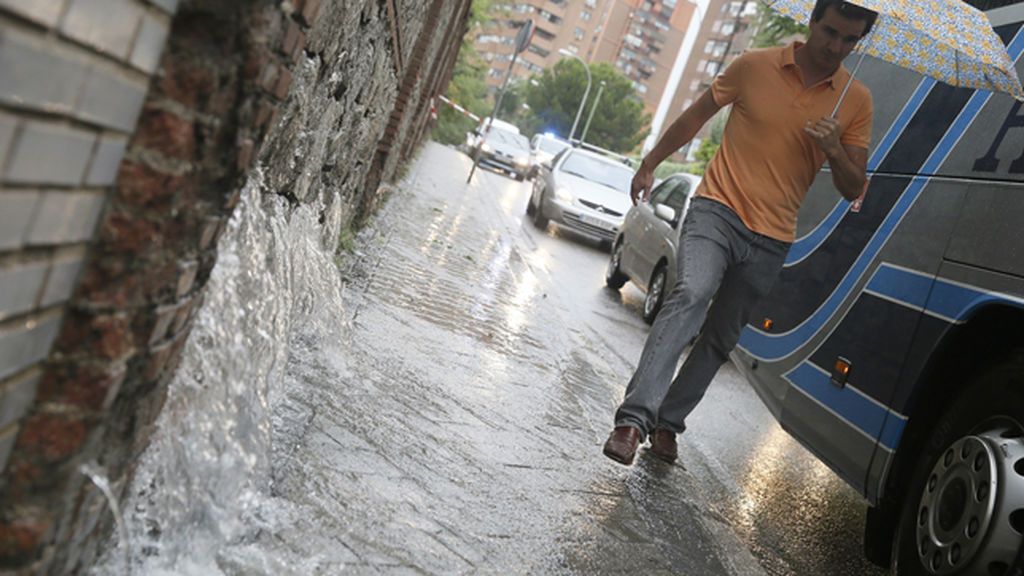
[15, 413, 90, 462]
[237, 138, 255, 171]
[158, 59, 217, 110]
[176, 261, 199, 299]
[244, 47, 272, 85]
[149, 304, 180, 345]
[274, 67, 293, 100]
[133, 106, 196, 160]
[224, 188, 242, 211]
[259, 62, 279, 94]
[0, 517, 52, 565]
[170, 296, 196, 335]
[115, 161, 188, 213]
[56, 312, 135, 363]
[75, 257, 137, 309]
[102, 211, 163, 255]
[198, 216, 222, 251]
[254, 100, 276, 129]
[282, 21, 303, 56]
[139, 260, 181, 302]
[144, 340, 175, 382]
[36, 364, 127, 413]
[299, 0, 321, 27]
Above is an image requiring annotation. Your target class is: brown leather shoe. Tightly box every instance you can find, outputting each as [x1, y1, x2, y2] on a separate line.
[649, 428, 678, 463]
[603, 426, 643, 465]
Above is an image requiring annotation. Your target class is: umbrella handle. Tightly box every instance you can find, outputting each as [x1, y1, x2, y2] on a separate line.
[832, 50, 867, 118]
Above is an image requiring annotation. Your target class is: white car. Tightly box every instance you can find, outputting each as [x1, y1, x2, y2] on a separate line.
[526, 148, 635, 245]
[605, 173, 700, 323]
[528, 133, 571, 179]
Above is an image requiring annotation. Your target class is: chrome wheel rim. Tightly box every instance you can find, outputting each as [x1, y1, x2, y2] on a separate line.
[915, 423, 1024, 574]
[645, 270, 664, 317]
[607, 244, 622, 280]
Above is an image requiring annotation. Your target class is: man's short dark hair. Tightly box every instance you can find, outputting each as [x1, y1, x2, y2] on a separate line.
[811, 0, 879, 37]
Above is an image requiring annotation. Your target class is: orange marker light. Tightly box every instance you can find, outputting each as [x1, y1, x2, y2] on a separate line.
[831, 356, 852, 387]
[762, 318, 774, 331]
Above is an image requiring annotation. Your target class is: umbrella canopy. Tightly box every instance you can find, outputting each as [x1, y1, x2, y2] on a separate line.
[763, 0, 1024, 101]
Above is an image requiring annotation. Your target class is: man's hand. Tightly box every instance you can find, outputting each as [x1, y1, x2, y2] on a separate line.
[803, 117, 843, 158]
[630, 161, 655, 206]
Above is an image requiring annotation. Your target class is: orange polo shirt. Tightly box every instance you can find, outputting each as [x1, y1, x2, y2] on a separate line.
[699, 41, 873, 242]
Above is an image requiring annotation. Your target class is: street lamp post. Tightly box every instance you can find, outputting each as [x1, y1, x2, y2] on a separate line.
[580, 80, 606, 145]
[558, 48, 591, 145]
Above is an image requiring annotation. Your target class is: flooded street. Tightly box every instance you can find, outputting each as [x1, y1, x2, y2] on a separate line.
[105, 143, 887, 575]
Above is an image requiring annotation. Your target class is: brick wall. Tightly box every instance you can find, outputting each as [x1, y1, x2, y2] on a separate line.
[0, 0, 472, 572]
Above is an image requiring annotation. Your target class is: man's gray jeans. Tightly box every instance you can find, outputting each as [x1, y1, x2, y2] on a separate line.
[614, 197, 791, 436]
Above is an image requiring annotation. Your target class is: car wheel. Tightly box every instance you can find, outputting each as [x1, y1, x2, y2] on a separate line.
[606, 241, 629, 290]
[892, 353, 1024, 576]
[643, 265, 668, 324]
[515, 173, 525, 182]
[525, 192, 536, 216]
[532, 192, 549, 230]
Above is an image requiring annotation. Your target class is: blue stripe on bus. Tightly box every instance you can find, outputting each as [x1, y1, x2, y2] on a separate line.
[736, 27, 1024, 363]
[865, 264, 1024, 321]
[865, 265, 932, 309]
[784, 78, 936, 266]
[788, 362, 907, 450]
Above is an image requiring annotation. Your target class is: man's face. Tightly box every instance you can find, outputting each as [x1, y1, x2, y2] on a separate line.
[806, 5, 868, 69]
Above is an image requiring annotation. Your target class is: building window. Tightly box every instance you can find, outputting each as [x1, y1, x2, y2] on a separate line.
[574, 27, 585, 40]
[581, 9, 592, 21]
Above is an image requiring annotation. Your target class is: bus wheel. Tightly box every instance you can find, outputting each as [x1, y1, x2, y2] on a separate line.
[893, 355, 1024, 576]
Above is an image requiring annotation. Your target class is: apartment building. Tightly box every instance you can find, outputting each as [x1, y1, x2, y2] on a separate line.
[473, 0, 696, 114]
[658, 0, 760, 154]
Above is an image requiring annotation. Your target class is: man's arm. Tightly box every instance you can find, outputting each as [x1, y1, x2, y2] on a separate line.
[632, 89, 722, 205]
[804, 117, 868, 201]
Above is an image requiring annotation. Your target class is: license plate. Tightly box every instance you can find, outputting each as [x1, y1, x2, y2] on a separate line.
[580, 213, 614, 230]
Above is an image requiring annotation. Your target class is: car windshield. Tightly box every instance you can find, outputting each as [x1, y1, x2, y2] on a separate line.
[486, 128, 529, 151]
[558, 153, 634, 192]
[538, 138, 569, 154]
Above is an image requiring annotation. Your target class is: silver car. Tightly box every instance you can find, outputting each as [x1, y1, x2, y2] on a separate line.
[473, 125, 531, 181]
[605, 173, 700, 324]
[526, 148, 635, 244]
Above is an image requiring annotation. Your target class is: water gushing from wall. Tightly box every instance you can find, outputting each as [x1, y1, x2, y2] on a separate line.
[95, 168, 351, 574]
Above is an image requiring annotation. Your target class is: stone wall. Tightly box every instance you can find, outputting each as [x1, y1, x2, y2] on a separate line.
[0, 0, 472, 572]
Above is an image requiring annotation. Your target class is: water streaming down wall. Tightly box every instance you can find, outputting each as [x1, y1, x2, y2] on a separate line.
[96, 168, 350, 574]
[0, 0, 472, 570]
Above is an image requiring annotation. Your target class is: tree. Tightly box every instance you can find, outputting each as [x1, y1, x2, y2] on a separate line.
[752, 4, 808, 48]
[431, 0, 498, 146]
[688, 108, 729, 176]
[522, 60, 649, 153]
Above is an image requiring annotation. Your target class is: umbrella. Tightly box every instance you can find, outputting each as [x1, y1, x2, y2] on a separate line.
[763, 0, 1024, 115]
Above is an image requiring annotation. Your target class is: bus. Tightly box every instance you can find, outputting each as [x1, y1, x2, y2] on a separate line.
[733, 2, 1024, 574]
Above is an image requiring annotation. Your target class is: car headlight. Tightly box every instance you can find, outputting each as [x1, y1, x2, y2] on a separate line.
[514, 157, 529, 168]
[554, 187, 574, 203]
[480, 143, 492, 153]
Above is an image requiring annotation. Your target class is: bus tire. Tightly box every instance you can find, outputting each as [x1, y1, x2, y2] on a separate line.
[892, 352, 1024, 576]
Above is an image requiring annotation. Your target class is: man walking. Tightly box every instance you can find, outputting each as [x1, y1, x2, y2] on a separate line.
[603, 0, 878, 465]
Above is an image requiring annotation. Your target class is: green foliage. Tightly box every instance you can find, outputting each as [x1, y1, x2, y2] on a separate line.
[753, 4, 808, 48]
[652, 159, 694, 180]
[521, 60, 650, 153]
[431, 0, 496, 146]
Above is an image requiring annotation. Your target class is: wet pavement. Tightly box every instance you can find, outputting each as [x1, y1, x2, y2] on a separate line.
[249, 143, 888, 575]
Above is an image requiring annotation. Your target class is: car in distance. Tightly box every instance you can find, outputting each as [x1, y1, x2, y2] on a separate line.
[471, 123, 531, 181]
[527, 147, 635, 246]
[605, 173, 700, 324]
[528, 133, 571, 179]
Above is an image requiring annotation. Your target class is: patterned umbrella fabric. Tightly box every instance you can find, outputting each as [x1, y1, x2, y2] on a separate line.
[763, 0, 1024, 100]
